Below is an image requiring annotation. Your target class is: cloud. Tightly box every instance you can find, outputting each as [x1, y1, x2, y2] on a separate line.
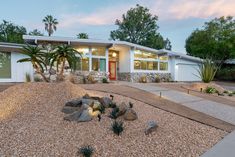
[58, 0, 235, 29]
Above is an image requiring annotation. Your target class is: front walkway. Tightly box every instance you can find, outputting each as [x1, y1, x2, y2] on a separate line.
[81, 83, 234, 132]
[121, 82, 235, 126]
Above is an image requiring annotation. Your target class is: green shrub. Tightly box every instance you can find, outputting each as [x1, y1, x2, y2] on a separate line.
[223, 90, 229, 94]
[78, 145, 94, 157]
[109, 102, 117, 108]
[155, 76, 160, 83]
[197, 59, 218, 83]
[140, 75, 147, 83]
[25, 73, 31, 82]
[111, 120, 124, 136]
[109, 107, 119, 119]
[215, 67, 235, 81]
[204, 86, 217, 94]
[34, 76, 41, 82]
[228, 93, 233, 97]
[98, 105, 105, 114]
[102, 77, 108, 83]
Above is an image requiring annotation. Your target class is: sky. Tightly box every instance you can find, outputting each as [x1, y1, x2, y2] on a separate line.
[0, 0, 235, 53]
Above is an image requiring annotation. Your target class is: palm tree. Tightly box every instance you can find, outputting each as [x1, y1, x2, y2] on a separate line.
[42, 15, 58, 36]
[50, 45, 81, 77]
[77, 33, 89, 39]
[17, 45, 49, 82]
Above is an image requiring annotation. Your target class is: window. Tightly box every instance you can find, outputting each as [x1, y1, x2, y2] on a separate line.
[134, 60, 158, 70]
[134, 49, 158, 59]
[76, 57, 89, 71]
[159, 56, 168, 61]
[0, 52, 11, 78]
[92, 47, 106, 56]
[160, 62, 168, 71]
[92, 58, 106, 71]
[76, 46, 89, 56]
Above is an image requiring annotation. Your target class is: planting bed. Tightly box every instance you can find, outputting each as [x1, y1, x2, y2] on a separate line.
[0, 82, 227, 156]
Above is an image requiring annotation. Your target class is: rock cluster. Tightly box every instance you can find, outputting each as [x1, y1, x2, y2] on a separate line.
[62, 94, 112, 122]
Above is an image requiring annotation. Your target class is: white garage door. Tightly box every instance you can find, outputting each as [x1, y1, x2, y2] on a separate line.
[177, 64, 201, 81]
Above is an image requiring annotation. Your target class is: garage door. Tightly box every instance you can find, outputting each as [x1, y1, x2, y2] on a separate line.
[177, 64, 201, 81]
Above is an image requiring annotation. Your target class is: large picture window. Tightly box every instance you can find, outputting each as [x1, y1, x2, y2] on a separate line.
[0, 52, 11, 78]
[160, 62, 168, 71]
[92, 47, 106, 56]
[76, 57, 89, 71]
[134, 49, 158, 59]
[92, 58, 106, 71]
[134, 60, 158, 70]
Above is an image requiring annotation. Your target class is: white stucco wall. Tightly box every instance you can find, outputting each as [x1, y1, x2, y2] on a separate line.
[172, 57, 201, 82]
[118, 46, 131, 73]
[0, 52, 34, 82]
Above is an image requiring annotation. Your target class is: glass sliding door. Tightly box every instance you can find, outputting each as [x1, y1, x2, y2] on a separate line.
[0, 52, 11, 78]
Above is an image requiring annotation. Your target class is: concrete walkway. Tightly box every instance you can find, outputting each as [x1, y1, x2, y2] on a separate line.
[122, 82, 235, 126]
[201, 130, 235, 157]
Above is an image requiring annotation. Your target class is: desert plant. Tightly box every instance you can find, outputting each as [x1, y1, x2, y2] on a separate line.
[78, 145, 94, 157]
[17, 45, 49, 82]
[196, 58, 218, 83]
[50, 45, 81, 78]
[25, 73, 31, 82]
[204, 86, 217, 94]
[140, 75, 147, 83]
[223, 90, 229, 94]
[102, 77, 108, 83]
[129, 102, 133, 108]
[109, 102, 117, 108]
[111, 120, 124, 136]
[98, 105, 105, 114]
[109, 107, 119, 119]
[42, 15, 58, 36]
[228, 93, 233, 97]
[155, 76, 160, 83]
[87, 75, 96, 83]
[34, 76, 41, 82]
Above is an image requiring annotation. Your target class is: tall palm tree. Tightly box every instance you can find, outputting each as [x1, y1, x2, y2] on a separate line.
[42, 15, 58, 36]
[77, 33, 89, 39]
[17, 45, 49, 82]
[50, 45, 81, 77]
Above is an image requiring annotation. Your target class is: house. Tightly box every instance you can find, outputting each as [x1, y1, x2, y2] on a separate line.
[0, 35, 202, 83]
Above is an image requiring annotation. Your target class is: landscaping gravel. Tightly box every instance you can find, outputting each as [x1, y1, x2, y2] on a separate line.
[0, 82, 227, 156]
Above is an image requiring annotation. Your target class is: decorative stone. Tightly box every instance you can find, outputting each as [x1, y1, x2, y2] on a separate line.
[49, 68, 56, 75]
[99, 97, 112, 108]
[83, 93, 90, 99]
[117, 102, 128, 116]
[65, 99, 82, 107]
[82, 98, 94, 106]
[64, 110, 83, 121]
[92, 101, 101, 110]
[61, 106, 79, 114]
[77, 109, 93, 122]
[91, 110, 101, 117]
[124, 108, 138, 121]
[145, 121, 158, 135]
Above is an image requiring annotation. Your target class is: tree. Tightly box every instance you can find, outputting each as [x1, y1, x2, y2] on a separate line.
[29, 29, 44, 36]
[77, 33, 88, 39]
[164, 38, 172, 50]
[0, 20, 27, 43]
[186, 16, 235, 64]
[50, 45, 81, 77]
[110, 4, 171, 50]
[42, 15, 58, 36]
[17, 45, 49, 82]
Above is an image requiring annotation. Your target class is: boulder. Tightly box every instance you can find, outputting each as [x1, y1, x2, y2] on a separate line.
[99, 97, 112, 108]
[117, 102, 128, 116]
[124, 108, 138, 121]
[77, 109, 93, 122]
[83, 93, 91, 99]
[145, 121, 158, 135]
[65, 99, 82, 107]
[82, 98, 94, 106]
[49, 68, 56, 75]
[91, 110, 101, 117]
[92, 101, 101, 110]
[61, 106, 79, 114]
[64, 110, 83, 121]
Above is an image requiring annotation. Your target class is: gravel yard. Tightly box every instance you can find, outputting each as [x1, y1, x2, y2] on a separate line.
[0, 82, 227, 156]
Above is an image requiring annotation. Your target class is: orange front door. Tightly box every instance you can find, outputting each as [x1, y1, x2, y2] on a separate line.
[109, 61, 116, 80]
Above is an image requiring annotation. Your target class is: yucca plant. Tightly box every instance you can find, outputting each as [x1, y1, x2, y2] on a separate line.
[111, 120, 124, 136]
[78, 145, 94, 157]
[196, 58, 218, 83]
[25, 73, 31, 82]
[109, 107, 119, 119]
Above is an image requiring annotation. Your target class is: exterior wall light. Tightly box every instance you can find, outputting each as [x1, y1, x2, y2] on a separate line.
[112, 52, 117, 57]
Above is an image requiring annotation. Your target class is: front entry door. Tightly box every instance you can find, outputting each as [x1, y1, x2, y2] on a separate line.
[109, 61, 116, 80]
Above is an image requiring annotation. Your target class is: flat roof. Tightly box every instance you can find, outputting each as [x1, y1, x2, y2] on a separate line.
[0, 42, 25, 52]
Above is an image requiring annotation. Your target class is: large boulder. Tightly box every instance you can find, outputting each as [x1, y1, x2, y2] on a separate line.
[64, 110, 84, 121]
[61, 106, 79, 114]
[91, 101, 101, 110]
[65, 99, 82, 107]
[145, 121, 158, 135]
[77, 109, 93, 122]
[99, 97, 112, 108]
[82, 98, 94, 106]
[117, 102, 128, 116]
[124, 108, 138, 121]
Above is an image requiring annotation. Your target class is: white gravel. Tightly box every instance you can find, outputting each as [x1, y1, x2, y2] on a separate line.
[0, 82, 227, 157]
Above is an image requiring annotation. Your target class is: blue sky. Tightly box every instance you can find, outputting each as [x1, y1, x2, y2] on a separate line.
[0, 0, 234, 53]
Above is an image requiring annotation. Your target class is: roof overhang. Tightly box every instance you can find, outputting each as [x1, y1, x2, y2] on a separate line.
[0, 42, 25, 52]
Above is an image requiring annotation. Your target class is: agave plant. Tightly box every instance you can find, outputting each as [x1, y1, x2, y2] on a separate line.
[196, 58, 218, 83]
